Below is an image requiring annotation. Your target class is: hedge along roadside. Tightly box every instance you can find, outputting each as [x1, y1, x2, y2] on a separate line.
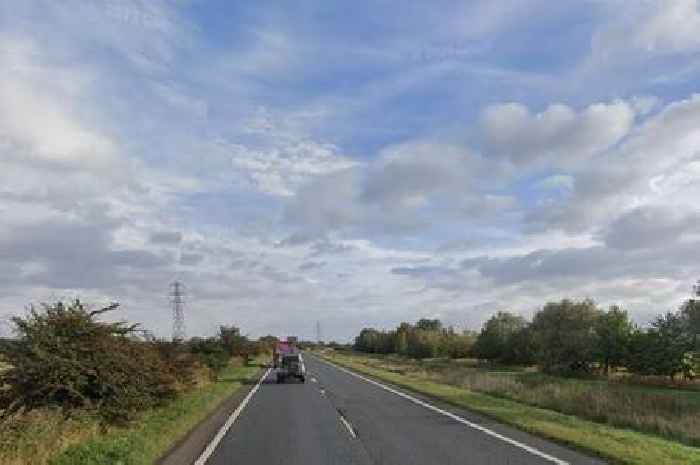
[49, 360, 261, 465]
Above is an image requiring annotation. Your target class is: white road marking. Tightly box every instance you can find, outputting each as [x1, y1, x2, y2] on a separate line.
[194, 367, 272, 465]
[338, 414, 357, 439]
[316, 357, 569, 465]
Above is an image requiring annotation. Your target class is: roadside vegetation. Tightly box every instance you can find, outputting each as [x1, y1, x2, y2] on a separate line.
[0, 300, 273, 465]
[344, 296, 700, 464]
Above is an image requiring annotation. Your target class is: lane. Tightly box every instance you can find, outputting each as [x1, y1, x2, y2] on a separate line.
[205, 366, 372, 465]
[306, 355, 605, 465]
[205, 354, 604, 465]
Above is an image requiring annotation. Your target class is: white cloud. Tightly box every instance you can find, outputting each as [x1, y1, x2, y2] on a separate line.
[592, 0, 700, 62]
[480, 100, 635, 167]
[226, 139, 357, 197]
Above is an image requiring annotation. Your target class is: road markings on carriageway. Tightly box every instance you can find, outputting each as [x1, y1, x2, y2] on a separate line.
[338, 412, 357, 439]
[194, 367, 271, 465]
[314, 357, 569, 465]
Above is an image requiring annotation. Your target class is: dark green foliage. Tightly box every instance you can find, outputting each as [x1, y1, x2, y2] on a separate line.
[189, 337, 230, 378]
[627, 311, 694, 379]
[503, 326, 536, 365]
[0, 301, 178, 424]
[415, 319, 442, 331]
[354, 321, 475, 359]
[530, 299, 601, 375]
[594, 305, 633, 374]
[445, 330, 478, 359]
[681, 299, 700, 349]
[351, 287, 700, 381]
[472, 312, 529, 364]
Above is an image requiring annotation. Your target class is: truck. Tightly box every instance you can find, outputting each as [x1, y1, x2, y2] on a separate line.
[276, 352, 306, 383]
[272, 340, 296, 368]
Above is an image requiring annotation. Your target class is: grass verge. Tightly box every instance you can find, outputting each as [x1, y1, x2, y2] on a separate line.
[47, 360, 260, 465]
[319, 351, 700, 465]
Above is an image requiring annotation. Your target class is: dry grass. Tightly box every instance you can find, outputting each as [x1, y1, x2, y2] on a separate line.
[0, 409, 101, 465]
[346, 353, 700, 447]
[0, 357, 259, 465]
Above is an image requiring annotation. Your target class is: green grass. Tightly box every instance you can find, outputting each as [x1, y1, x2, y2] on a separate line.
[320, 351, 700, 465]
[340, 352, 700, 445]
[47, 361, 261, 465]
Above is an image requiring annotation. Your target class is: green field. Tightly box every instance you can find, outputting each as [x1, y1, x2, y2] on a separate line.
[0, 359, 261, 465]
[319, 350, 700, 465]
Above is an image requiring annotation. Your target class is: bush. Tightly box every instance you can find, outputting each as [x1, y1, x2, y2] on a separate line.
[189, 337, 230, 378]
[0, 301, 178, 424]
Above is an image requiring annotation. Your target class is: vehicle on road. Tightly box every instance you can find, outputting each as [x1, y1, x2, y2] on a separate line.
[272, 339, 298, 368]
[276, 353, 306, 383]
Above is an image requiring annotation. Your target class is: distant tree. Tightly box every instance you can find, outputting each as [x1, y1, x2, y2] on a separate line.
[445, 329, 477, 359]
[190, 337, 229, 378]
[530, 299, 601, 374]
[406, 328, 441, 359]
[219, 325, 248, 357]
[504, 326, 536, 365]
[594, 305, 633, 374]
[355, 328, 392, 353]
[393, 323, 410, 355]
[681, 299, 700, 350]
[415, 318, 442, 331]
[472, 312, 528, 363]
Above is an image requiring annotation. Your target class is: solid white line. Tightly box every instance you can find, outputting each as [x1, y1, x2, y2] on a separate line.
[338, 414, 357, 439]
[316, 357, 569, 465]
[194, 367, 272, 465]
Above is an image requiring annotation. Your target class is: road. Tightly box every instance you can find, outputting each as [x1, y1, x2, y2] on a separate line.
[204, 355, 604, 465]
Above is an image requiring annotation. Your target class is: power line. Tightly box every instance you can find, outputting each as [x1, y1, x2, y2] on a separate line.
[170, 281, 186, 341]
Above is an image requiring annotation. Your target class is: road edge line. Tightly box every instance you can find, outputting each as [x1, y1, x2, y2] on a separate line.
[193, 367, 272, 465]
[315, 356, 569, 465]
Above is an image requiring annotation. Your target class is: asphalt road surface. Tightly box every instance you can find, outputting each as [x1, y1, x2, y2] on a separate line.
[204, 355, 605, 465]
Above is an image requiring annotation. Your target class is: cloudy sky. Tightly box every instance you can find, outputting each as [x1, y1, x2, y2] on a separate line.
[1, 0, 699, 341]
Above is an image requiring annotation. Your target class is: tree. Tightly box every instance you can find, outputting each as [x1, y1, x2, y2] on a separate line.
[393, 323, 410, 355]
[472, 312, 528, 363]
[219, 325, 249, 357]
[594, 305, 633, 374]
[416, 319, 442, 331]
[445, 330, 477, 359]
[627, 311, 694, 380]
[504, 326, 536, 365]
[530, 299, 601, 374]
[189, 337, 229, 377]
[681, 299, 700, 350]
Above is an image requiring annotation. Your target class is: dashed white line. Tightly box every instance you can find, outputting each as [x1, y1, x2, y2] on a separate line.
[338, 414, 357, 439]
[315, 357, 569, 465]
[194, 367, 271, 465]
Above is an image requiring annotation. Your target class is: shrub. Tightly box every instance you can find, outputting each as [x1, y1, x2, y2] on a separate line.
[0, 301, 178, 424]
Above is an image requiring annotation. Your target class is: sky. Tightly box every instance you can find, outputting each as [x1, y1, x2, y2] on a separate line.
[1, 0, 699, 341]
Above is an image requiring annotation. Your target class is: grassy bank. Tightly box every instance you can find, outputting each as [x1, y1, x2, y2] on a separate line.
[0, 359, 261, 465]
[335, 353, 700, 446]
[319, 350, 700, 465]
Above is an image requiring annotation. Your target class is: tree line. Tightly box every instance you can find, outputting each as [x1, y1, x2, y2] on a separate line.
[354, 298, 700, 379]
[0, 300, 276, 425]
